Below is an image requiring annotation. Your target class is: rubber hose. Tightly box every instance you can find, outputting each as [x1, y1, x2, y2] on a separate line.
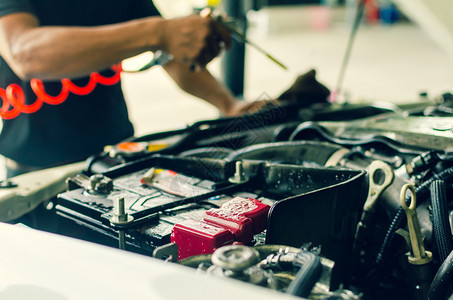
[428, 249, 453, 300]
[430, 180, 453, 262]
[375, 166, 453, 268]
[286, 252, 322, 298]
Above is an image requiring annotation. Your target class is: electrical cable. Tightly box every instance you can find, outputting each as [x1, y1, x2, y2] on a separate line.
[0, 64, 122, 120]
[430, 180, 453, 262]
[428, 249, 453, 300]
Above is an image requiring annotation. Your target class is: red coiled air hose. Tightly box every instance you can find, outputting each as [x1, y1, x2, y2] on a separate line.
[0, 64, 122, 120]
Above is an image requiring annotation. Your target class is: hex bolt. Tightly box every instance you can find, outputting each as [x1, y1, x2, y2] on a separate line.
[110, 196, 133, 250]
[116, 197, 126, 221]
[110, 196, 133, 225]
[88, 174, 113, 194]
[229, 161, 248, 184]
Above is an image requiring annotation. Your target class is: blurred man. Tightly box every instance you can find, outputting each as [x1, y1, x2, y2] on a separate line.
[0, 0, 260, 177]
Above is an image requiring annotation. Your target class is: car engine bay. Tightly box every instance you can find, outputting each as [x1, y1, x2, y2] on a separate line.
[2, 94, 452, 300]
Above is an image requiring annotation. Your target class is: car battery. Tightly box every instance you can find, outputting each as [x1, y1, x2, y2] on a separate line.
[55, 157, 278, 256]
[55, 150, 366, 281]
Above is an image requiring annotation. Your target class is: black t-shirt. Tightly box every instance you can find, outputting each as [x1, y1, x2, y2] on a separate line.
[0, 0, 160, 167]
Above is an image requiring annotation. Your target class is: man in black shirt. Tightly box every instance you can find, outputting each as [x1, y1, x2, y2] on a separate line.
[0, 0, 259, 177]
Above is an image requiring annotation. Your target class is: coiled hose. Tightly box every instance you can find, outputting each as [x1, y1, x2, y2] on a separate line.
[430, 180, 453, 262]
[375, 166, 453, 269]
[427, 249, 453, 300]
[1, 64, 122, 119]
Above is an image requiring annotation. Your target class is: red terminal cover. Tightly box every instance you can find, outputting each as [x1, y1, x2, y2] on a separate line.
[171, 219, 234, 260]
[171, 197, 270, 260]
[203, 197, 270, 244]
[203, 210, 254, 244]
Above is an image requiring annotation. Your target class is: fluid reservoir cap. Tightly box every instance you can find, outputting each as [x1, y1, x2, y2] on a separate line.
[211, 245, 260, 272]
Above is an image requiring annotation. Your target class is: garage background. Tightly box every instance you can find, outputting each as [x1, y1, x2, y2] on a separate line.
[122, 0, 453, 136]
[1, 0, 453, 179]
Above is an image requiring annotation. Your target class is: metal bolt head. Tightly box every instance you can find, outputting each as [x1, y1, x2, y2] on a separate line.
[211, 245, 260, 272]
[89, 174, 113, 194]
[110, 196, 133, 225]
[0, 180, 18, 188]
[229, 161, 248, 184]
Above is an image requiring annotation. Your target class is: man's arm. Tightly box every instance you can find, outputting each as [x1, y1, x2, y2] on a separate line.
[0, 12, 216, 80]
[0, 11, 263, 116]
[163, 60, 267, 116]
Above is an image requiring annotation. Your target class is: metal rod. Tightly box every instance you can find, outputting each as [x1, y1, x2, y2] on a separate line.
[220, 18, 288, 70]
[333, 0, 366, 101]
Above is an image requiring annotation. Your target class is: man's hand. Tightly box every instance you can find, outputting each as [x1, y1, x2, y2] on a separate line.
[160, 14, 230, 70]
[224, 99, 278, 117]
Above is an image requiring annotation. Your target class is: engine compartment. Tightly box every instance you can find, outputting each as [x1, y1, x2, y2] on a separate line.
[4, 98, 453, 299]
